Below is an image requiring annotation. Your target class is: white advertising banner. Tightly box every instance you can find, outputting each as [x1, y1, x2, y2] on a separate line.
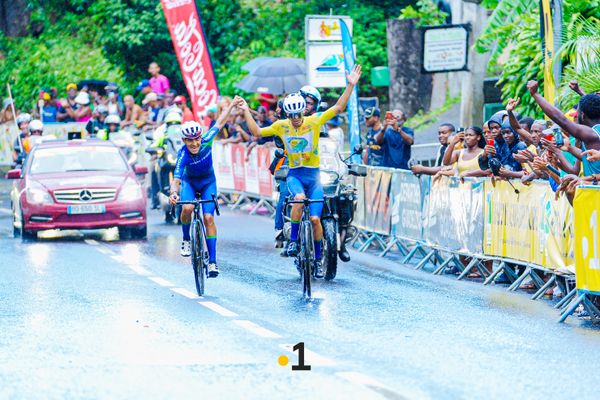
[307, 42, 355, 88]
[422, 25, 469, 73]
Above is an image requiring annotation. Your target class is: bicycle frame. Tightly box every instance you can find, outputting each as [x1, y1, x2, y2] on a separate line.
[284, 198, 324, 299]
[176, 194, 220, 296]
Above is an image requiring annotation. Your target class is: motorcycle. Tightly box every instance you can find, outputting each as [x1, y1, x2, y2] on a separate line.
[278, 139, 366, 281]
[145, 125, 184, 223]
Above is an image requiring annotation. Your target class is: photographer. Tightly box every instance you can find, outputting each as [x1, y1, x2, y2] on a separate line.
[374, 109, 414, 170]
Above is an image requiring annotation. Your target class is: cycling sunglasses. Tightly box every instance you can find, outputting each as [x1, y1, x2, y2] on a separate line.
[288, 112, 303, 119]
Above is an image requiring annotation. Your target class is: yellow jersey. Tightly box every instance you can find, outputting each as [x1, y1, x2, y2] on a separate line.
[259, 108, 337, 169]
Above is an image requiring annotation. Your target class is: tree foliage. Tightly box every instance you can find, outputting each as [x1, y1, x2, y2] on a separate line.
[2, 0, 414, 108]
[476, 0, 600, 117]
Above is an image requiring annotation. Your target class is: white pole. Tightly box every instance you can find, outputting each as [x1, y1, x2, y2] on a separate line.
[6, 83, 24, 159]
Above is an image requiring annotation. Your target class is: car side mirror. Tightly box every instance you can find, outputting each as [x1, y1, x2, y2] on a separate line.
[353, 144, 363, 155]
[6, 169, 22, 179]
[134, 165, 149, 175]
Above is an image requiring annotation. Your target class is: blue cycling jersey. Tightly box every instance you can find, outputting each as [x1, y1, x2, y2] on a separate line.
[174, 126, 219, 179]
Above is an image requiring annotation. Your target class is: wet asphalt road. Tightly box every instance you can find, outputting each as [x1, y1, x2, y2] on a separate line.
[2, 177, 600, 400]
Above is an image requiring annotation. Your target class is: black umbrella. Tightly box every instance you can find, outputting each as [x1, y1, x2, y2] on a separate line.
[236, 57, 306, 95]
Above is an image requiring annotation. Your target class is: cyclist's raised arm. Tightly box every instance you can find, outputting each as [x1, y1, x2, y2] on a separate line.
[237, 96, 277, 138]
[213, 100, 236, 131]
[330, 64, 362, 115]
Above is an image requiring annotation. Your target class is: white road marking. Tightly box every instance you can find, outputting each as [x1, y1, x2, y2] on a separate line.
[198, 301, 238, 317]
[0, 208, 11, 215]
[148, 276, 175, 287]
[279, 344, 336, 367]
[170, 287, 200, 299]
[232, 320, 282, 339]
[127, 264, 150, 275]
[84, 239, 99, 246]
[96, 247, 113, 255]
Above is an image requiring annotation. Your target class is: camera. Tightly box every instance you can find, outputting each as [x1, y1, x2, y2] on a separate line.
[489, 157, 502, 176]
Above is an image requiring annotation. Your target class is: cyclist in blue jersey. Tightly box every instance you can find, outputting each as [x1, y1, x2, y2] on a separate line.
[168, 100, 238, 276]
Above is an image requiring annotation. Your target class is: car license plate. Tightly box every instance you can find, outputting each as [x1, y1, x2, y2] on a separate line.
[67, 204, 106, 214]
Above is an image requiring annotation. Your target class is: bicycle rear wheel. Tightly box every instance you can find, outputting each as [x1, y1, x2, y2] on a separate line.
[300, 220, 313, 299]
[191, 218, 206, 296]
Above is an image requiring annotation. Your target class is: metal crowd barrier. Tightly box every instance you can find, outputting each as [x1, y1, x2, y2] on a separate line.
[350, 166, 599, 323]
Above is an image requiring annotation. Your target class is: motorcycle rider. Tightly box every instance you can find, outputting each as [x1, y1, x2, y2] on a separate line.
[97, 114, 123, 140]
[150, 111, 184, 209]
[85, 104, 109, 137]
[12, 113, 32, 164]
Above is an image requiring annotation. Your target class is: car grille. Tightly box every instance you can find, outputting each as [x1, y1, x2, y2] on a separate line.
[53, 188, 117, 204]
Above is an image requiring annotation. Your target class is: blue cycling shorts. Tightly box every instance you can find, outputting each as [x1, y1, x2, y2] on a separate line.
[286, 167, 323, 217]
[180, 173, 217, 215]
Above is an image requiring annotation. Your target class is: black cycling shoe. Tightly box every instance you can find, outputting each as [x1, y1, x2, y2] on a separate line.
[286, 241, 299, 257]
[339, 247, 351, 262]
[313, 260, 324, 279]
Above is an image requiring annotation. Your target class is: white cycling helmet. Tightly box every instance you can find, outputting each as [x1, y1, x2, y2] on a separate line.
[16, 113, 32, 126]
[165, 111, 183, 124]
[105, 114, 121, 125]
[29, 119, 44, 133]
[299, 85, 321, 111]
[181, 121, 203, 139]
[283, 93, 306, 116]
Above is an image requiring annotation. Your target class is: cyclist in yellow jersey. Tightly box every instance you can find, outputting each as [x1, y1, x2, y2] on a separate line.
[239, 64, 362, 278]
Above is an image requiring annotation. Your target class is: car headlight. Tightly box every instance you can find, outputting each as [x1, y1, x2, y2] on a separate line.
[118, 178, 143, 202]
[320, 171, 338, 186]
[26, 181, 53, 204]
[167, 153, 177, 164]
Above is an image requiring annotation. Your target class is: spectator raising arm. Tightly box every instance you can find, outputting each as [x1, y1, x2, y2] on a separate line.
[527, 80, 599, 145]
[506, 98, 535, 145]
[442, 131, 464, 166]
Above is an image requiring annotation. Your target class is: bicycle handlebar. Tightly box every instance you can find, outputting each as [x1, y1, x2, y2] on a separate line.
[175, 194, 221, 216]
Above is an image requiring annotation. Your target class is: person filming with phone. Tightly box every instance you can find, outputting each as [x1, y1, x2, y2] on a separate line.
[374, 109, 414, 169]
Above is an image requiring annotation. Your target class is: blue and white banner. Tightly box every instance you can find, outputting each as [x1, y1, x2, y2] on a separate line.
[339, 18, 360, 163]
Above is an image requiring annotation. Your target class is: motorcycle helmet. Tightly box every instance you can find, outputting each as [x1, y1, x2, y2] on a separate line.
[165, 111, 183, 125]
[299, 85, 321, 113]
[28, 119, 44, 134]
[16, 113, 32, 127]
[105, 114, 121, 125]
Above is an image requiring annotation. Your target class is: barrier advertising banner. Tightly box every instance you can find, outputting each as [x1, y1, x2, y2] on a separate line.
[574, 187, 600, 292]
[244, 147, 259, 195]
[423, 176, 484, 253]
[160, 0, 220, 119]
[363, 168, 392, 235]
[483, 180, 574, 270]
[231, 143, 246, 193]
[390, 170, 429, 241]
[257, 146, 273, 197]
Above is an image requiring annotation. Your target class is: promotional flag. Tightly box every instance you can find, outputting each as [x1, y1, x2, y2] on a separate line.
[339, 19, 360, 163]
[160, 0, 220, 120]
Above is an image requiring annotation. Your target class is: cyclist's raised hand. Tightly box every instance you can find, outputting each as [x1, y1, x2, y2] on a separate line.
[169, 191, 179, 206]
[346, 64, 362, 86]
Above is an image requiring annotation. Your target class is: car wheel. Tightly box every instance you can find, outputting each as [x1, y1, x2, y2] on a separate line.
[118, 226, 131, 240]
[131, 225, 147, 240]
[20, 211, 36, 241]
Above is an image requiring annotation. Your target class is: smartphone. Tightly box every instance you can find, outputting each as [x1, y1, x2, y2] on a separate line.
[542, 128, 554, 142]
[487, 139, 495, 147]
[385, 111, 393, 120]
[546, 164, 561, 176]
[554, 128, 564, 146]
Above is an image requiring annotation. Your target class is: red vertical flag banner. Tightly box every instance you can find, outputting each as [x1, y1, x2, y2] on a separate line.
[160, 0, 220, 120]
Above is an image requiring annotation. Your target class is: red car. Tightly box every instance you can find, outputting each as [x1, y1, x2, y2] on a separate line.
[7, 139, 148, 240]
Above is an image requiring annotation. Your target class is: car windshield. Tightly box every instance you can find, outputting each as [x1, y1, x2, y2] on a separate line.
[29, 146, 129, 174]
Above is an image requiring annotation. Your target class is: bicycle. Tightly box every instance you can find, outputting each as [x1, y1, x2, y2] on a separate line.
[176, 194, 220, 296]
[284, 198, 324, 299]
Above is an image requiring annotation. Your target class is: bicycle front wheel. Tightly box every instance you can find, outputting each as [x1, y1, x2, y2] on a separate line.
[191, 219, 206, 296]
[300, 221, 313, 299]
